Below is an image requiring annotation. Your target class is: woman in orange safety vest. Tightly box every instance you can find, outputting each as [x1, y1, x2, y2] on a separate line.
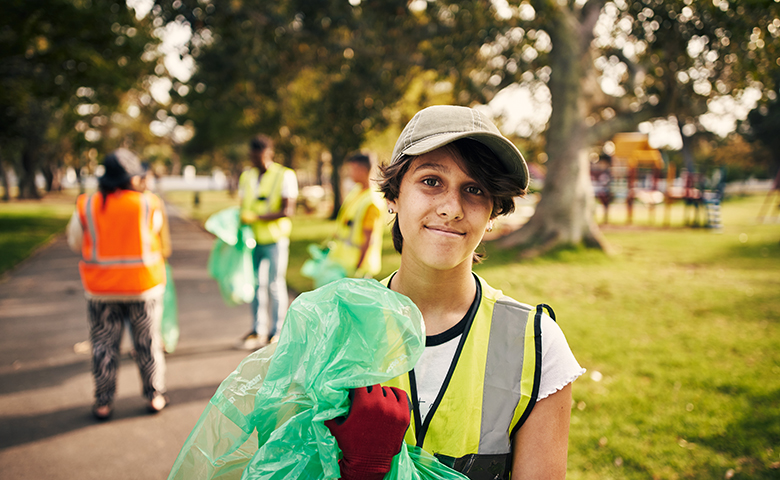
[67, 148, 169, 420]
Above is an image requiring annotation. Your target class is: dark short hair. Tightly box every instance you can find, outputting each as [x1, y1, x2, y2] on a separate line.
[250, 134, 273, 153]
[379, 138, 526, 261]
[345, 152, 372, 170]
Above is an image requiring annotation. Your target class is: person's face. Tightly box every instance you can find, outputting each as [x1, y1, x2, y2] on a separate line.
[345, 161, 369, 186]
[387, 147, 493, 272]
[250, 147, 274, 172]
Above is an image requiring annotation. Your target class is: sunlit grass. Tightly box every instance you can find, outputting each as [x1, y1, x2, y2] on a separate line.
[162, 190, 780, 479]
[477, 194, 780, 479]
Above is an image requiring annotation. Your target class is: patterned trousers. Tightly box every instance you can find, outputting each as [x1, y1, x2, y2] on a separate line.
[87, 298, 166, 407]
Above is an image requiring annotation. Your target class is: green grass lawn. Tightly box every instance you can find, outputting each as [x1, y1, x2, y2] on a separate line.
[170, 190, 780, 479]
[475, 195, 780, 480]
[7, 187, 777, 479]
[0, 190, 80, 275]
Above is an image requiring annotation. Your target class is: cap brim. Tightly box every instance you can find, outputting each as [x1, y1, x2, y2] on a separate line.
[401, 131, 529, 190]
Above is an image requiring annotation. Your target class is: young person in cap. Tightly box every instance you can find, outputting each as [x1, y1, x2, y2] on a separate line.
[237, 134, 298, 350]
[326, 151, 385, 279]
[67, 148, 169, 419]
[325, 106, 584, 479]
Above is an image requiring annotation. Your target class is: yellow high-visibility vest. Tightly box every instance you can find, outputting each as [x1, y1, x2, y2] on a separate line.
[383, 273, 546, 479]
[239, 163, 293, 245]
[328, 185, 384, 277]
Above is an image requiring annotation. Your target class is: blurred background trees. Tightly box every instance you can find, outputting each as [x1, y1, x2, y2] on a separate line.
[2, 0, 779, 252]
[0, 0, 159, 198]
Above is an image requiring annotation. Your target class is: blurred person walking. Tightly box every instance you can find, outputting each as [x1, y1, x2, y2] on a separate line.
[237, 134, 298, 350]
[327, 151, 385, 279]
[66, 148, 169, 420]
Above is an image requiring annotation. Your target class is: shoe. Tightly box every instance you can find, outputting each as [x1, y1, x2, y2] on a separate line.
[73, 340, 91, 355]
[92, 403, 113, 421]
[148, 394, 168, 414]
[236, 332, 268, 350]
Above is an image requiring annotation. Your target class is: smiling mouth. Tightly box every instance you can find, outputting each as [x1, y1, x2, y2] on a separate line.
[425, 225, 465, 236]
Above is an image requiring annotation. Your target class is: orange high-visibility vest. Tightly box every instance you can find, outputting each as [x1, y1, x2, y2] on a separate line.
[76, 190, 166, 296]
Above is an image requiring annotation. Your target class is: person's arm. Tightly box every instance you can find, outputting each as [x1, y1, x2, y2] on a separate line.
[245, 169, 297, 222]
[354, 204, 379, 276]
[66, 210, 83, 254]
[511, 383, 572, 480]
[158, 207, 172, 258]
[255, 196, 295, 221]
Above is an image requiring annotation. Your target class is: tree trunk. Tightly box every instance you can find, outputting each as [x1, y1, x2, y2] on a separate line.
[17, 146, 41, 199]
[495, 5, 608, 255]
[328, 145, 346, 220]
[0, 151, 11, 201]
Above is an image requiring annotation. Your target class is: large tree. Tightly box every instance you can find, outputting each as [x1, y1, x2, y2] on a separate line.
[0, 0, 157, 198]
[743, 80, 780, 178]
[157, 0, 427, 214]
[484, 0, 780, 252]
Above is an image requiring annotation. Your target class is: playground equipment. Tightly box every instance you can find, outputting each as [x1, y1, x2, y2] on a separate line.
[601, 133, 665, 225]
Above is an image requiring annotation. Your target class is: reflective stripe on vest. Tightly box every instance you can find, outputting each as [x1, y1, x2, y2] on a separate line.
[82, 194, 162, 266]
[383, 274, 546, 479]
[77, 191, 165, 295]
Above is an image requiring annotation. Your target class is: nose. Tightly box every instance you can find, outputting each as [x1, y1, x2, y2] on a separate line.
[436, 188, 464, 220]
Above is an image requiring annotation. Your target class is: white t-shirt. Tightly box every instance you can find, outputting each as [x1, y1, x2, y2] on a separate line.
[415, 310, 584, 423]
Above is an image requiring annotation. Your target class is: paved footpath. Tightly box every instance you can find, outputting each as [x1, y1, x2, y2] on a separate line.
[0, 209, 271, 480]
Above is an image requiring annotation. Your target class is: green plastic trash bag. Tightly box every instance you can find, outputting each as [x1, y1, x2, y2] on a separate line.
[168, 278, 466, 480]
[205, 208, 257, 306]
[205, 207, 245, 246]
[161, 262, 179, 353]
[300, 244, 347, 289]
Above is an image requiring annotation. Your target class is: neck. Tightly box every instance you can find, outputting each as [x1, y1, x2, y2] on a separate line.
[390, 259, 476, 336]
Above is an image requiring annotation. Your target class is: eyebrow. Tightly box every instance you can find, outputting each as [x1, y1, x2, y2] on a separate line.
[412, 162, 449, 174]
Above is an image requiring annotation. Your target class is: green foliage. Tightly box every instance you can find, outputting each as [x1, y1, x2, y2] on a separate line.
[0, 0, 158, 197]
[744, 81, 780, 177]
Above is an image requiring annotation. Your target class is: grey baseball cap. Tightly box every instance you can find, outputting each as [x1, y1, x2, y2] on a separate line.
[391, 105, 529, 190]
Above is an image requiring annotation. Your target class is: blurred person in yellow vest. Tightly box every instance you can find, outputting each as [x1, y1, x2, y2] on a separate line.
[237, 134, 298, 350]
[327, 151, 385, 279]
[66, 148, 169, 420]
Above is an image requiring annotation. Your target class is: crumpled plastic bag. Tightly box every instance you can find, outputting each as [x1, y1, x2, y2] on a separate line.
[300, 244, 347, 289]
[167, 278, 467, 480]
[161, 262, 179, 353]
[205, 208, 257, 306]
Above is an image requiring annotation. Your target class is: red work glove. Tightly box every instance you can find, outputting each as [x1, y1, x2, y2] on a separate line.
[325, 385, 411, 480]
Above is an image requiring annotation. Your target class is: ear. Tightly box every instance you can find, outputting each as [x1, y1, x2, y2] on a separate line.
[386, 198, 397, 214]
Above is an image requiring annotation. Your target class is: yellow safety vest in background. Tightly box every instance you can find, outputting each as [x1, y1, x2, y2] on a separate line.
[383, 274, 544, 479]
[239, 163, 293, 245]
[77, 190, 166, 296]
[328, 186, 384, 277]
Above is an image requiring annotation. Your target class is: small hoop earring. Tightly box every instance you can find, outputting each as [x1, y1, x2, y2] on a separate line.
[388, 208, 394, 214]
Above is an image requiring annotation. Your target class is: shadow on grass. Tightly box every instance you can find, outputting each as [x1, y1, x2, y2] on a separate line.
[694, 387, 780, 478]
[480, 241, 611, 268]
[716, 238, 780, 267]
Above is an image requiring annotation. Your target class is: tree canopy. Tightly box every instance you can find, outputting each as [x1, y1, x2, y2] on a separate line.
[0, 0, 158, 197]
